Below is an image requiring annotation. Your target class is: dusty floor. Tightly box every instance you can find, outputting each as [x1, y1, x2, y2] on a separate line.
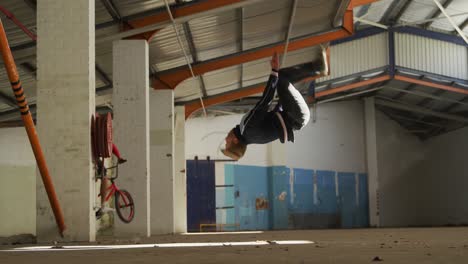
[1, 227, 468, 263]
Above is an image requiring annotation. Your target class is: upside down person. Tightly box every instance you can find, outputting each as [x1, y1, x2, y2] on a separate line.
[221, 51, 326, 160]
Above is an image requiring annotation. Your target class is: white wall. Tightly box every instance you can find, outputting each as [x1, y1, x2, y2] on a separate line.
[287, 100, 367, 172]
[375, 112, 468, 227]
[186, 100, 366, 172]
[417, 126, 468, 226]
[185, 114, 270, 166]
[0, 128, 36, 237]
[375, 111, 426, 227]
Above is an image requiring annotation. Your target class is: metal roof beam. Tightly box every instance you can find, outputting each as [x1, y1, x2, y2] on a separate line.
[334, 0, 352, 28]
[354, 3, 371, 29]
[432, 0, 468, 45]
[100, 0, 122, 23]
[441, 96, 468, 113]
[95, 64, 112, 86]
[380, 0, 409, 25]
[416, 89, 446, 107]
[386, 86, 468, 107]
[458, 18, 468, 31]
[175, 0, 208, 98]
[315, 75, 391, 98]
[424, 0, 454, 29]
[23, 0, 36, 11]
[184, 83, 265, 118]
[239, 7, 244, 88]
[0, 91, 17, 108]
[19, 62, 36, 77]
[380, 112, 445, 128]
[99, 0, 262, 42]
[393, 0, 413, 24]
[394, 75, 468, 95]
[375, 98, 468, 123]
[152, 4, 355, 90]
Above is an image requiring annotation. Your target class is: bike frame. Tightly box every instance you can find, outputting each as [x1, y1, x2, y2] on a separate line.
[96, 160, 130, 207]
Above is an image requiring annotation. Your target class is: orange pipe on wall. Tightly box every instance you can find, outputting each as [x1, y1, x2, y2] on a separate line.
[0, 19, 66, 236]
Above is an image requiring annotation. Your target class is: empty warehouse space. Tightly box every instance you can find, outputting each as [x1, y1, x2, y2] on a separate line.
[1, 0, 468, 263]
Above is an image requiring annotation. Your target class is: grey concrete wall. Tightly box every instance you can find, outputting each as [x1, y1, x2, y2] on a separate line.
[287, 100, 367, 173]
[0, 128, 35, 237]
[417, 126, 468, 226]
[375, 111, 425, 227]
[36, 0, 96, 242]
[113, 40, 150, 237]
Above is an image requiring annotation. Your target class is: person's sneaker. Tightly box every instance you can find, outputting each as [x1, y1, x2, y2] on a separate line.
[118, 158, 127, 164]
[95, 207, 115, 219]
[317, 45, 329, 76]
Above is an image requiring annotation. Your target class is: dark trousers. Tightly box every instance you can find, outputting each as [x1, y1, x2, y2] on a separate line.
[275, 62, 318, 130]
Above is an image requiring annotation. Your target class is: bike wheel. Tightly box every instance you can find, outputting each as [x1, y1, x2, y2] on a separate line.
[115, 189, 135, 223]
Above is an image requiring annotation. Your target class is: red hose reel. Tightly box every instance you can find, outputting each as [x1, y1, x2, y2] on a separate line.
[91, 112, 113, 162]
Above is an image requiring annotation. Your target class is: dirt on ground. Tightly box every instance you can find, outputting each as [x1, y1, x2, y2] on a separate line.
[1, 227, 468, 263]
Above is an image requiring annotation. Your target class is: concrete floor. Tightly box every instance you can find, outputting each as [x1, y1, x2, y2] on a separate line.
[1, 227, 468, 263]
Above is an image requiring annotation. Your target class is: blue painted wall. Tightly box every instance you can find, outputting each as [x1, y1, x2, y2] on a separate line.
[217, 165, 369, 230]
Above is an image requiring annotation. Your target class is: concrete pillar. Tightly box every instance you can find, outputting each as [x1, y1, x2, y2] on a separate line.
[364, 97, 380, 227]
[113, 40, 150, 237]
[36, 0, 95, 242]
[174, 106, 187, 233]
[150, 90, 175, 234]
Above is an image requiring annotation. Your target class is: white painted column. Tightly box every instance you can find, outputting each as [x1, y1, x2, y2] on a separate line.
[150, 90, 175, 234]
[113, 40, 150, 237]
[364, 97, 380, 227]
[36, 0, 95, 242]
[174, 106, 187, 233]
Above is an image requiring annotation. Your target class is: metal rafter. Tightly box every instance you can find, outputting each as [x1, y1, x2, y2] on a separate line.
[23, 0, 36, 11]
[95, 64, 112, 86]
[393, 0, 413, 24]
[0, 91, 17, 108]
[19, 62, 36, 77]
[441, 96, 468, 113]
[458, 18, 468, 31]
[281, 0, 298, 66]
[375, 97, 468, 123]
[433, 0, 468, 44]
[100, 0, 122, 23]
[416, 89, 446, 107]
[376, 106, 425, 136]
[239, 8, 244, 88]
[424, 0, 454, 29]
[354, 3, 371, 29]
[152, 6, 355, 90]
[175, 0, 207, 97]
[334, 0, 352, 27]
[380, 111, 445, 128]
[380, 0, 403, 24]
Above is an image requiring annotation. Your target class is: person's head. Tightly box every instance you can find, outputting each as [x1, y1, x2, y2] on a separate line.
[221, 129, 247, 160]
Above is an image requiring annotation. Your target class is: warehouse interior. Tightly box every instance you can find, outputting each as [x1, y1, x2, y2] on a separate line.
[1, 0, 468, 263]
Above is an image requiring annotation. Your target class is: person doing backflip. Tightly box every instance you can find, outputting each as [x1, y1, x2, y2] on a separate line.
[221, 51, 327, 160]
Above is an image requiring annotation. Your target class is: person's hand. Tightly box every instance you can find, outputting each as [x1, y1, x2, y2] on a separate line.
[271, 52, 280, 71]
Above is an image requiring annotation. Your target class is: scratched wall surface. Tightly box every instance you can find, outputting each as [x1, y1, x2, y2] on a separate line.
[0, 128, 36, 237]
[215, 164, 369, 230]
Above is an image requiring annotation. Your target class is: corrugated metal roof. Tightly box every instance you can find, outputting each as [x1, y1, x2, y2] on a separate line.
[430, 0, 468, 32]
[0, 0, 467, 137]
[0, 0, 36, 47]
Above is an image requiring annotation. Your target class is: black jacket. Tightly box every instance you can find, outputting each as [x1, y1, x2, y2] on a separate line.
[233, 71, 294, 145]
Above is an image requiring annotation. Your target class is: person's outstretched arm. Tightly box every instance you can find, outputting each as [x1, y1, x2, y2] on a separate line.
[237, 53, 280, 135]
[248, 53, 280, 113]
